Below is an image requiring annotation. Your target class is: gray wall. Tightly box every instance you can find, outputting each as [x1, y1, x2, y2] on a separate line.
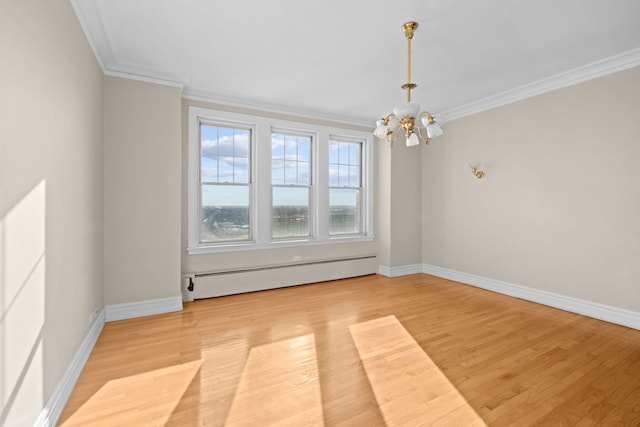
[0, 0, 104, 424]
[422, 66, 640, 312]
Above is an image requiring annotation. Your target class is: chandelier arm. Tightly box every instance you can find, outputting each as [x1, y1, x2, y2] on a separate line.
[388, 114, 400, 144]
[384, 113, 399, 124]
[381, 113, 400, 144]
[418, 111, 434, 124]
[415, 125, 430, 144]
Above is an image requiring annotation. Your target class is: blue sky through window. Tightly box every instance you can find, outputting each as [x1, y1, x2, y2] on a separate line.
[329, 141, 361, 192]
[201, 124, 250, 184]
[271, 133, 311, 186]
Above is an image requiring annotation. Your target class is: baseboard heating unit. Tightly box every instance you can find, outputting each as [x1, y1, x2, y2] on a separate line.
[191, 255, 377, 299]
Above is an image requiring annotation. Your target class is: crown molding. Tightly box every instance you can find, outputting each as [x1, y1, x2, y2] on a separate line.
[71, 0, 184, 91]
[443, 48, 640, 121]
[104, 70, 184, 90]
[72, 0, 639, 127]
[183, 89, 373, 129]
[70, 0, 108, 72]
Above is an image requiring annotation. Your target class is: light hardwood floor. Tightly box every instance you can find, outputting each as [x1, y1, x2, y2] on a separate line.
[59, 274, 640, 426]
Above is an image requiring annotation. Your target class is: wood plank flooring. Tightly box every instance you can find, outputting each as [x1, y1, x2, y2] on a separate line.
[59, 274, 640, 426]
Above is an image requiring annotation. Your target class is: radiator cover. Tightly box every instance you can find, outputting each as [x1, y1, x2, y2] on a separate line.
[192, 255, 377, 299]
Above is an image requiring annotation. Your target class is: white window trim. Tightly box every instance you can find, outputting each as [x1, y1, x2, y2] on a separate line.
[198, 119, 256, 245]
[187, 106, 374, 254]
[328, 135, 367, 237]
[270, 127, 316, 241]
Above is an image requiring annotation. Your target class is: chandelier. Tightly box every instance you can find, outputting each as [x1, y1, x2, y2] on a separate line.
[374, 22, 445, 146]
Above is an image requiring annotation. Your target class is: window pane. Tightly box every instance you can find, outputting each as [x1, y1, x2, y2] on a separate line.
[339, 143, 349, 163]
[272, 159, 285, 185]
[349, 143, 360, 165]
[201, 185, 250, 242]
[273, 133, 312, 186]
[349, 165, 360, 187]
[297, 161, 310, 186]
[272, 134, 285, 159]
[202, 124, 251, 184]
[201, 155, 218, 182]
[328, 164, 339, 187]
[298, 138, 310, 161]
[329, 141, 339, 163]
[218, 158, 234, 182]
[201, 125, 218, 182]
[285, 135, 298, 158]
[233, 156, 249, 184]
[217, 127, 234, 157]
[339, 164, 349, 187]
[201, 124, 218, 141]
[328, 140, 362, 189]
[284, 162, 297, 185]
[329, 188, 361, 235]
[272, 187, 309, 238]
[234, 130, 250, 158]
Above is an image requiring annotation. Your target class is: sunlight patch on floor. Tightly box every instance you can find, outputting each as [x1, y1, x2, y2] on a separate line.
[60, 360, 202, 426]
[350, 315, 486, 427]
[225, 334, 324, 426]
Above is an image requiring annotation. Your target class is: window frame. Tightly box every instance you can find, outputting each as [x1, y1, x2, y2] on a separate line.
[189, 115, 257, 249]
[270, 128, 316, 241]
[328, 136, 365, 236]
[187, 106, 374, 254]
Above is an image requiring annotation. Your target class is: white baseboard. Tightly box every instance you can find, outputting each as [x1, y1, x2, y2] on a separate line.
[35, 296, 183, 425]
[422, 263, 640, 330]
[105, 296, 183, 322]
[378, 263, 423, 278]
[35, 309, 106, 427]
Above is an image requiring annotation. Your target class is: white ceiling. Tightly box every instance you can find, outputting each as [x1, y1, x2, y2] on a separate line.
[72, 0, 640, 125]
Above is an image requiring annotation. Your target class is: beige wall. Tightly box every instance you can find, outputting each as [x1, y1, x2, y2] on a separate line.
[0, 0, 104, 424]
[376, 139, 393, 267]
[376, 137, 423, 268]
[104, 77, 182, 305]
[422, 66, 640, 312]
[390, 140, 423, 267]
[181, 99, 377, 276]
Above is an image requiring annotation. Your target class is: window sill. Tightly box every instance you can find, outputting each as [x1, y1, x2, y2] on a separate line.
[186, 234, 375, 255]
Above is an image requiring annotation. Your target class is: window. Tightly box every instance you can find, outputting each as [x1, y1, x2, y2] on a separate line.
[329, 139, 362, 235]
[199, 123, 252, 243]
[188, 106, 373, 253]
[271, 132, 312, 239]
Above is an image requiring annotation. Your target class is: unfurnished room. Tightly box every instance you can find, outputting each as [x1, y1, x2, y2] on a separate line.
[2, 0, 640, 426]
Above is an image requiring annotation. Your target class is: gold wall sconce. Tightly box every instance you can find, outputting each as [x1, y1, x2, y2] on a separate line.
[470, 165, 484, 179]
